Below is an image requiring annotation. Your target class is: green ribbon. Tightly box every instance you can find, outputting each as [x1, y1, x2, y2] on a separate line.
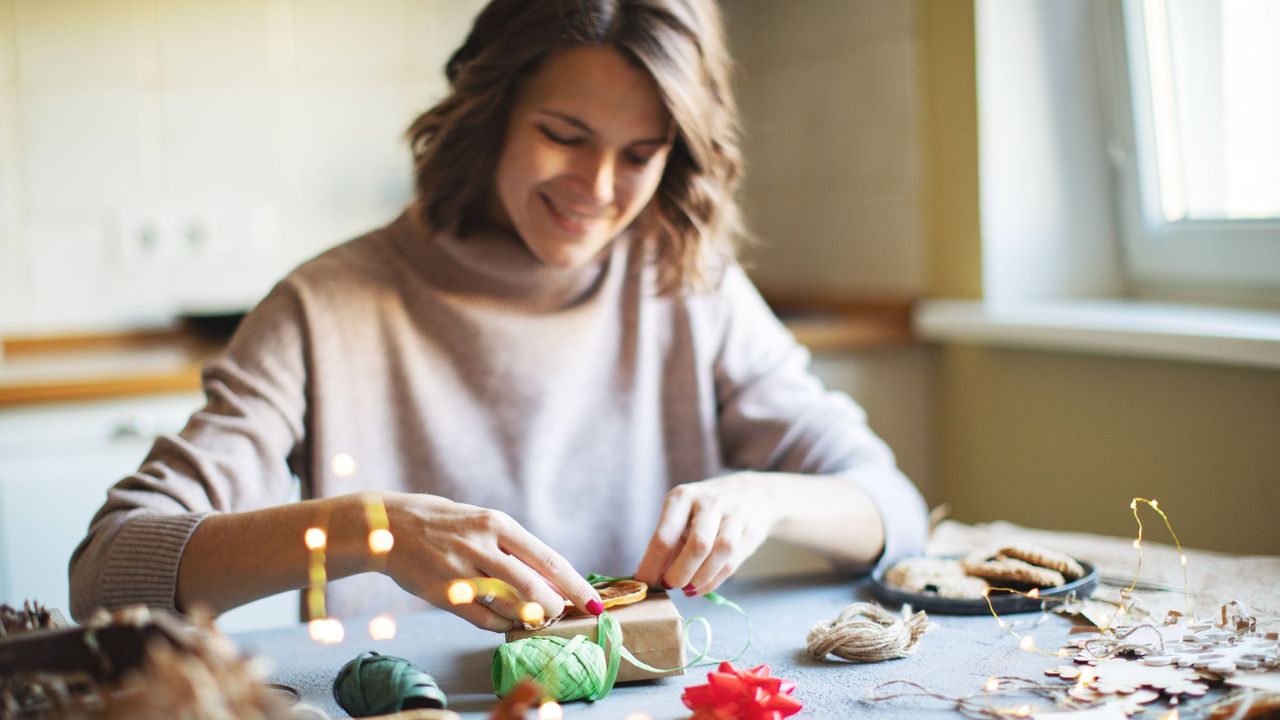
[333, 651, 448, 717]
[491, 573, 751, 702]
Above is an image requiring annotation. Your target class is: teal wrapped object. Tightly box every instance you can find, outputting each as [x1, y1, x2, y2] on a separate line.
[333, 651, 448, 717]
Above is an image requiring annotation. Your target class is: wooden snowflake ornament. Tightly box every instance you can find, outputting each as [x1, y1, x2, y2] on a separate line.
[1046, 658, 1208, 698]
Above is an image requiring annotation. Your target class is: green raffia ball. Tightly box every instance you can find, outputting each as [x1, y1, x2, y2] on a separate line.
[333, 651, 448, 717]
[492, 635, 608, 702]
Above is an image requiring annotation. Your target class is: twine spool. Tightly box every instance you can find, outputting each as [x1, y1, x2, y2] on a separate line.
[806, 602, 931, 662]
[333, 651, 448, 717]
[491, 634, 609, 702]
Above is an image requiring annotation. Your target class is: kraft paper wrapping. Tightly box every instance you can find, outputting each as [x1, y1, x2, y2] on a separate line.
[505, 592, 686, 682]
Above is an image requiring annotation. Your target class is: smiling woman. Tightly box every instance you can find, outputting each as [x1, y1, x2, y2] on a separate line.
[406, 0, 743, 291]
[68, 0, 928, 633]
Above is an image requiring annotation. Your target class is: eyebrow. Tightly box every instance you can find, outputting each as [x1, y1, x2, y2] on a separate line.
[537, 109, 671, 147]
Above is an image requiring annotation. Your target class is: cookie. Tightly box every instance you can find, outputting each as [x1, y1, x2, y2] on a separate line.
[884, 557, 990, 599]
[997, 544, 1086, 580]
[962, 557, 1066, 588]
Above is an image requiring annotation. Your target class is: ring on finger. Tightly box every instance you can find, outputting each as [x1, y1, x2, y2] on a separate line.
[477, 590, 497, 608]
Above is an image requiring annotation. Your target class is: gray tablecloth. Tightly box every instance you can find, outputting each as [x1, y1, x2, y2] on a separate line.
[234, 573, 1099, 719]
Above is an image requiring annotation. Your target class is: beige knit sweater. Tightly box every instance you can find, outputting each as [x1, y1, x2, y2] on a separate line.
[69, 208, 927, 620]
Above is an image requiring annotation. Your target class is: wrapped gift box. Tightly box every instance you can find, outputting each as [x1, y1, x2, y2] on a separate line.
[505, 591, 686, 682]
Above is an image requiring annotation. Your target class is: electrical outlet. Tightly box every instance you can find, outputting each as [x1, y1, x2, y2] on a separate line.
[177, 213, 212, 259]
[106, 207, 174, 266]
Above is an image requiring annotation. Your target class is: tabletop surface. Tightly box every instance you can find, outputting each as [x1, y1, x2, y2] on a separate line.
[233, 572, 1160, 719]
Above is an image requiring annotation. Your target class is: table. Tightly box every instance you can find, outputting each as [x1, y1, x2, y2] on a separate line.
[235, 519, 1280, 719]
[236, 572, 1089, 719]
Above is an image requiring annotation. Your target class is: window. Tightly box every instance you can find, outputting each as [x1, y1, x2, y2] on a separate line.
[1109, 0, 1280, 301]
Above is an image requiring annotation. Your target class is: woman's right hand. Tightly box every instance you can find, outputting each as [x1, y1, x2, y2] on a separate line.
[381, 493, 603, 632]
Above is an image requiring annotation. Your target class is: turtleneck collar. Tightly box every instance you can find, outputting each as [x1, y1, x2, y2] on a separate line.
[388, 204, 628, 311]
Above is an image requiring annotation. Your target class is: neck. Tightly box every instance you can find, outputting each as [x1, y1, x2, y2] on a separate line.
[390, 204, 624, 311]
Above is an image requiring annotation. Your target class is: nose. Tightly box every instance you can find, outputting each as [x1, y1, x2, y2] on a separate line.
[571, 149, 616, 208]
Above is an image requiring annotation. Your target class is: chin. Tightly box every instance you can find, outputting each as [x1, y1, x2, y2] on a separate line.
[524, 232, 612, 269]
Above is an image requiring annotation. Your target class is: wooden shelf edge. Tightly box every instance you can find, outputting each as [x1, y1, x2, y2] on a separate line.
[0, 369, 204, 407]
[1, 328, 191, 357]
[761, 290, 918, 351]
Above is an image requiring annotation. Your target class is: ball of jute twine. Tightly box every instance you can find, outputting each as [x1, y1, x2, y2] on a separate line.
[806, 602, 932, 662]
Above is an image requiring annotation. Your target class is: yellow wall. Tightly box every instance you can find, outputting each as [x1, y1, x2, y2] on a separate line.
[921, 0, 982, 300]
[939, 346, 1280, 554]
[921, 1, 1280, 555]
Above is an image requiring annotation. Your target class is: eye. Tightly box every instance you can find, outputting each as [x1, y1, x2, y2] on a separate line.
[537, 125, 582, 146]
[624, 150, 658, 167]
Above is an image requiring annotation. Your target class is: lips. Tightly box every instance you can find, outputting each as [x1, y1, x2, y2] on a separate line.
[539, 192, 604, 235]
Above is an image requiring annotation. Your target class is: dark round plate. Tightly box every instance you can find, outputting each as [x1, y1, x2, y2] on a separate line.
[870, 557, 1098, 615]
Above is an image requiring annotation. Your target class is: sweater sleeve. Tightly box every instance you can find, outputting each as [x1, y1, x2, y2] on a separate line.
[711, 266, 928, 570]
[68, 281, 311, 620]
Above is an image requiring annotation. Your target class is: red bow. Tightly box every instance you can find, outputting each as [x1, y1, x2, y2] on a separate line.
[681, 662, 802, 720]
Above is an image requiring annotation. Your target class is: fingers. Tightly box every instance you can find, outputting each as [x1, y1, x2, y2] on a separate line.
[660, 504, 721, 591]
[635, 489, 693, 588]
[450, 600, 520, 633]
[700, 561, 737, 596]
[497, 519, 603, 616]
[686, 515, 745, 593]
[481, 554, 567, 619]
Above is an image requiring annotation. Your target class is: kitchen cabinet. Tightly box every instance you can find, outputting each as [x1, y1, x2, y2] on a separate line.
[0, 392, 296, 632]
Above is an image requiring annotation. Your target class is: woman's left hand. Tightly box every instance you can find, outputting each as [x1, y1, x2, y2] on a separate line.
[633, 472, 777, 596]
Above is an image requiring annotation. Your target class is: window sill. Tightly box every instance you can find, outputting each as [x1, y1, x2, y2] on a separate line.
[913, 299, 1280, 369]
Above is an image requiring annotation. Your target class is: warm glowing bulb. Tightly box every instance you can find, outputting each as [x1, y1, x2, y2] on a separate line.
[368, 614, 396, 640]
[997, 620, 1008, 629]
[1058, 648, 1073, 657]
[538, 701, 564, 720]
[1079, 668, 1095, 684]
[368, 528, 394, 554]
[1015, 704, 1033, 717]
[520, 602, 546, 625]
[982, 587, 991, 597]
[1150, 498, 1159, 509]
[308, 618, 345, 644]
[1165, 710, 1179, 720]
[447, 580, 476, 605]
[1180, 554, 1188, 566]
[1130, 500, 1138, 510]
[332, 453, 356, 477]
[304, 527, 327, 550]
[1019, 635, 1036, 652]
[1133, 539, 1142, 549]
[984, 677, 1000, 692]
[1027, 588, 1040, 599]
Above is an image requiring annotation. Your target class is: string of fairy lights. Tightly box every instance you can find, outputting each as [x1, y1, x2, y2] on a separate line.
[965, 497, 1197, 719]
[305, 454, 397, 644]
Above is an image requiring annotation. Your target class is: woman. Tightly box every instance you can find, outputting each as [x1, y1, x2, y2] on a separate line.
[70, 0, 928, 632]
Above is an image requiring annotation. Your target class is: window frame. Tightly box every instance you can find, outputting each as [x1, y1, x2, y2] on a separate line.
[1104, 0, 1280, 303]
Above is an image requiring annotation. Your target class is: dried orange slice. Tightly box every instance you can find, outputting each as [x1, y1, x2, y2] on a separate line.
[561, 579, 648, 618]
[595, 579, 648, 609]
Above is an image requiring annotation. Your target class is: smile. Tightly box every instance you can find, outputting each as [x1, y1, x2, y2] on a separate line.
[540, 193, 605, 234]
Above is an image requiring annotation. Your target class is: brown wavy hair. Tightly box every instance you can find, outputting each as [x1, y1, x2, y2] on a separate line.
[406, 0, 744, 292]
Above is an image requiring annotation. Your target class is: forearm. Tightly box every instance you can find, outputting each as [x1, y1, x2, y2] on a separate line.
[750, 471, 886, 566]
[176, 493, 374, 615]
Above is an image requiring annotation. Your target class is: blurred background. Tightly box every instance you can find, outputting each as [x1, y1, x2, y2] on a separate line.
[0, 0, 1276, 631]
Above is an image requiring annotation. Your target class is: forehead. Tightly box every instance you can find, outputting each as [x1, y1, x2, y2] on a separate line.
[516, 45, 670, 136]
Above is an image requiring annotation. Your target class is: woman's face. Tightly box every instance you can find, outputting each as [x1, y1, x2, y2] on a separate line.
[492, 45, 674, 268]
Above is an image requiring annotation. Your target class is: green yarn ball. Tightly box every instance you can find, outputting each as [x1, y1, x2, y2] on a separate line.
[333, 651, 448, 717]
[492, 635, 608, 702]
